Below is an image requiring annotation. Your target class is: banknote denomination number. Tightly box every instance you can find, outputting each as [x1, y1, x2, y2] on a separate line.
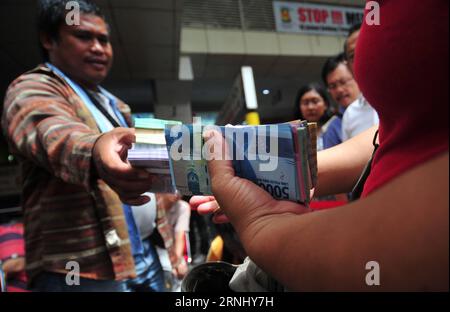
[258, 183, 289, 199]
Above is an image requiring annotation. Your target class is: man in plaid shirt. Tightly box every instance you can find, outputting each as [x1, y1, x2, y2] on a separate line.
[2, 0, 181, 291]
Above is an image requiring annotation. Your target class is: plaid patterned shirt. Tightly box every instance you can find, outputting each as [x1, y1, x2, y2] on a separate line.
[2, 64, 175, 285]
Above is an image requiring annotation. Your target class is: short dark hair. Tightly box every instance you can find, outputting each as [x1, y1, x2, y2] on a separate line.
[344, 23, 362, 59]
[37, 0, 105, 61]
[348, 22, 362, 38]
[321, 53, 346, 86]
[294, 82, 332, 125]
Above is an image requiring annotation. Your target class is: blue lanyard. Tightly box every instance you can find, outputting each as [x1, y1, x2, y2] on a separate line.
[45, 63, 128, 132]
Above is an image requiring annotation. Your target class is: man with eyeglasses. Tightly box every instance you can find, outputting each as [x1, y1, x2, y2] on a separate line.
[321, 53, 360, 149]
[341, 23, 379, 142]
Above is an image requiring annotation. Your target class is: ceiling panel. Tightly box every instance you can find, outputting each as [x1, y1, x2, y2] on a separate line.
[174, 10, 182, 46]
[206, 54, 245, 66]
[266, 56, 309, 78]
[191, 78, 233, 104]
[113, 8, 175, 47]
[109, 0, 179, 11]
[241, 55, 278, 78]
[188, 54, 207, 78]
[125, 45, 174, 79]
[202, 64, 243, 79]
[202, 54, 244, 79]
[300, 57, 330, 83]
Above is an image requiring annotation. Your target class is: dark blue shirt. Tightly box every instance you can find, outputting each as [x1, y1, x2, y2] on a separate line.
[322, 107, 346, 149]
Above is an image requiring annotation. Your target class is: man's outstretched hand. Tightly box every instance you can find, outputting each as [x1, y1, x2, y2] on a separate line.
[93, 127, 154, 205]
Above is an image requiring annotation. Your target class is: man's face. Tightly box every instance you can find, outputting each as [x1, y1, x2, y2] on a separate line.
[345, 30, 360, 74]
[326, 63, 360, 108]
[43, 14, 113, 90]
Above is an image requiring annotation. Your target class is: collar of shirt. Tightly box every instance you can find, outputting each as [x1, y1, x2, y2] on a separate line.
[45, 62, 127, 132]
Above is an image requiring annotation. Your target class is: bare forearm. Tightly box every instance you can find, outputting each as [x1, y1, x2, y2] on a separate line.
[315, 126, 378, 196]
[174, 231, 186, 258]
[241, 153, 449, 291]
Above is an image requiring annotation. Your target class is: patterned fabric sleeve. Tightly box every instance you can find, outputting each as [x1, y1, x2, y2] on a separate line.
[155, 204, 179, 268]
[2, 72, 101, 191]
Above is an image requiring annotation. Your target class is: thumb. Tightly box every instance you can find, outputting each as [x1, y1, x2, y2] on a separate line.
[115, 127, 135, 147]
[203, 130, 273, 211]
[110, 128, 135, 162]
[203, 130, 235, 188]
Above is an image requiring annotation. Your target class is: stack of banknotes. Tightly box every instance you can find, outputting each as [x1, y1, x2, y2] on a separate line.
[128, 118, 317, 205]
[127, 118, 181, 193]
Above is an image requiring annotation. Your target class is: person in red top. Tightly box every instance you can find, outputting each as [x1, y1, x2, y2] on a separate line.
[190, 0, 448, 291]
[0, 223, 28, 292]
[356, 1, 449, 196]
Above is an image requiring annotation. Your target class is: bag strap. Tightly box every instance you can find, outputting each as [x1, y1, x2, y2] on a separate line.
[83, 90, 122, 128]
[350, 130, 379, 201]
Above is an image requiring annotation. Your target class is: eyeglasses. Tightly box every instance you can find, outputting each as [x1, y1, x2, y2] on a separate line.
[327, 77, 354, 91]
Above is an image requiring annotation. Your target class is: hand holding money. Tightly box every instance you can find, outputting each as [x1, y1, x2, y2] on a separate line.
[200, 130, 311, 236]
[165, 122, 316, 205]
[128, 118, 317, 206]
[93, 127, 153, 206]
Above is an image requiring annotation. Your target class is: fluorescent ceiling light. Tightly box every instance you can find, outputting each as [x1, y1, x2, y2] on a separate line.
[241, 66, 258, 110]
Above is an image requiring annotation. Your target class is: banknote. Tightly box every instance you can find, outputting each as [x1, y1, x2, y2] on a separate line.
[128, 117, 316, 205]
[165, 123, 315, 204]
[128, 118, 181, 193]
